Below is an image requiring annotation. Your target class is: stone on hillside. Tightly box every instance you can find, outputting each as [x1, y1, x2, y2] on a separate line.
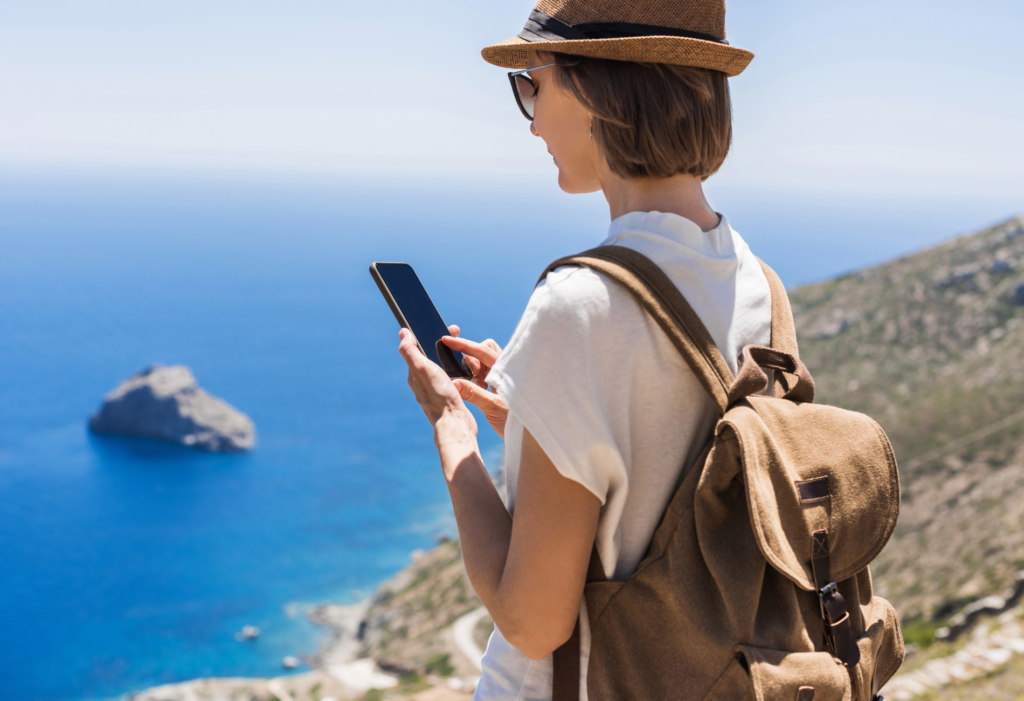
[991, 259, 1013, 274]
[89, 364, 255, 452]
[1012, 284, 1024, 306]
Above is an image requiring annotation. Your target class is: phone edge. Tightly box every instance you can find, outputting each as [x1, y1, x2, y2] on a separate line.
[369, 262, 426, 358]
[369, 262, 472, 381]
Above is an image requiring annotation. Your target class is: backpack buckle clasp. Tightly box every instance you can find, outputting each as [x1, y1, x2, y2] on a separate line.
[818, 581, 838, 618]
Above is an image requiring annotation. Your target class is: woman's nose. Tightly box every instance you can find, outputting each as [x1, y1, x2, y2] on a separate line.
[530, 121, 539, 137]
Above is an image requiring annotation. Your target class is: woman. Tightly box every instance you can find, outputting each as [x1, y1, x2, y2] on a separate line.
[398, 1, 770, 698]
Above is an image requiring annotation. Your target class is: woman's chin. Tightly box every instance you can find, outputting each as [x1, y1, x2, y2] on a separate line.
[557, 169, 600, 195]
[556, 168, 582, 194]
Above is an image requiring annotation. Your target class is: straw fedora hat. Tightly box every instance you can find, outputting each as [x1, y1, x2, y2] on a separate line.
[481, 0, 753, 77]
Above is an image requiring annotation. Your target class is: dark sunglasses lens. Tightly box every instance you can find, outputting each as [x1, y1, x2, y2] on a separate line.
[514, 75, 536, 120]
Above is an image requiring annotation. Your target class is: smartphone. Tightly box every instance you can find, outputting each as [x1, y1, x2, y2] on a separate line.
[370, 262, 473, 380]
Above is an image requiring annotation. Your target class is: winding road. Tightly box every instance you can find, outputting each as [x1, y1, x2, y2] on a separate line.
[452, 606, 490, 672]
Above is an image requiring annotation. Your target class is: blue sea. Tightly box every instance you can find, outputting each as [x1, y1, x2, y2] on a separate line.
[0, 167, 1017, 700]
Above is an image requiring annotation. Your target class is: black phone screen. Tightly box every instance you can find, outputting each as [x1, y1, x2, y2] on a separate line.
[371, 263, 472, 380]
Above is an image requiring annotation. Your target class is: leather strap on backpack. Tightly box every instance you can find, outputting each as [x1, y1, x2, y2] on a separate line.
[551, 546, 605, 701]
[728, 345, 815, 406]
[811, 530, 861, 667]
[551, 618, 582, 701]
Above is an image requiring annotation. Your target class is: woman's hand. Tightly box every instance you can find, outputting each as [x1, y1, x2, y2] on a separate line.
[398, 327, 478, 460]
[442, 331, 509, 440]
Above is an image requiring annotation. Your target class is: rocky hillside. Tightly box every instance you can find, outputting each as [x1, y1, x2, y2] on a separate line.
[790, 215, 1024, 627]
[357, 539, 486, 678]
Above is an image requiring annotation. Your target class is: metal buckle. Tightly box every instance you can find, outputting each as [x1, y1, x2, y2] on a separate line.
[818, 581, 838, 619]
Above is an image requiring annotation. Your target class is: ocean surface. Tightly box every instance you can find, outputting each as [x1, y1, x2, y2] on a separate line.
[0, 168, 1017, 700]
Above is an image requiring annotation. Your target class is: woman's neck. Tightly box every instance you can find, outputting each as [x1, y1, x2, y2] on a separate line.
[601, 172, 720, 231]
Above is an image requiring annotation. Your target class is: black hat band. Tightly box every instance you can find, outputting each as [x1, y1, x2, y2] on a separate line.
[518, 9, 729, 45]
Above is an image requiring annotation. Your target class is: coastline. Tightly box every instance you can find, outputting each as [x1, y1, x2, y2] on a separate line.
[126, 541, 490, 701]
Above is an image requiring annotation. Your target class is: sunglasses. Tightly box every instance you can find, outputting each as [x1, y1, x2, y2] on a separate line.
[507, 63, 556, 121]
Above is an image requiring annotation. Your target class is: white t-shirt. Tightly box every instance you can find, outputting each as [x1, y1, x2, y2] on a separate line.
[474, 211, 773, 701]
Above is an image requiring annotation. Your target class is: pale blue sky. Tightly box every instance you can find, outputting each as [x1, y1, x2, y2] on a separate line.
[1, 0, 1021, 202]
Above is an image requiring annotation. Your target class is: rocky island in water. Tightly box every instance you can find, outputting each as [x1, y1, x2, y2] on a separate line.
[89, 364, 255, 452]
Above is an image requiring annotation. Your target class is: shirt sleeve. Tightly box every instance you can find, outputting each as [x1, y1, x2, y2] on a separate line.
[487, 265, 652, 505]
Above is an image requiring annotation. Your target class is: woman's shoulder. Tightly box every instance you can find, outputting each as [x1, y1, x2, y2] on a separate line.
[532, 263, 646, 325]
[491, 258, 678, 401]
[538, 264, 608, 301]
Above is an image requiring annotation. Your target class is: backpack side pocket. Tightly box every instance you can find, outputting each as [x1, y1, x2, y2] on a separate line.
[739, 645, 852, 701]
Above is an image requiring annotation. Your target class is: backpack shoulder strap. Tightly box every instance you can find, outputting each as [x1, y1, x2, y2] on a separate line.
[756, 258, 799, 358]
[539, 245, 735, 415]
[755, 258, 801, 398]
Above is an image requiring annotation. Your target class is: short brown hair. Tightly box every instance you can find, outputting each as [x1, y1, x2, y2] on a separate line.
[549, 54, 732, 181]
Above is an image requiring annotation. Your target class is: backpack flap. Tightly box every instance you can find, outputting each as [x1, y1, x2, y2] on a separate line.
[702, 397, 900, 592]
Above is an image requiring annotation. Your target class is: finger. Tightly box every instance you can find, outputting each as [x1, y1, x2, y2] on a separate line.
[398, 332, 429, 370]
[398, 333, 417, 360]
[462, 354, 482, 375]
[470, 365, 490, 390]
[454, 379, 503, 412]
[400, 331, 465, 405]
[448, 325, 461, 338]
[442, 336, 501, 367]
[445, 336, 499, 387]
[398, 327, 420, 354]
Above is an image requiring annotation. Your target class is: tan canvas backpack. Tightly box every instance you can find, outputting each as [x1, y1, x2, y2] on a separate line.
[537, 247, 904, 701]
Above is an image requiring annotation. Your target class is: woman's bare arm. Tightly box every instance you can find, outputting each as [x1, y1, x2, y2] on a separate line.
[399, 328, 600, 660]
